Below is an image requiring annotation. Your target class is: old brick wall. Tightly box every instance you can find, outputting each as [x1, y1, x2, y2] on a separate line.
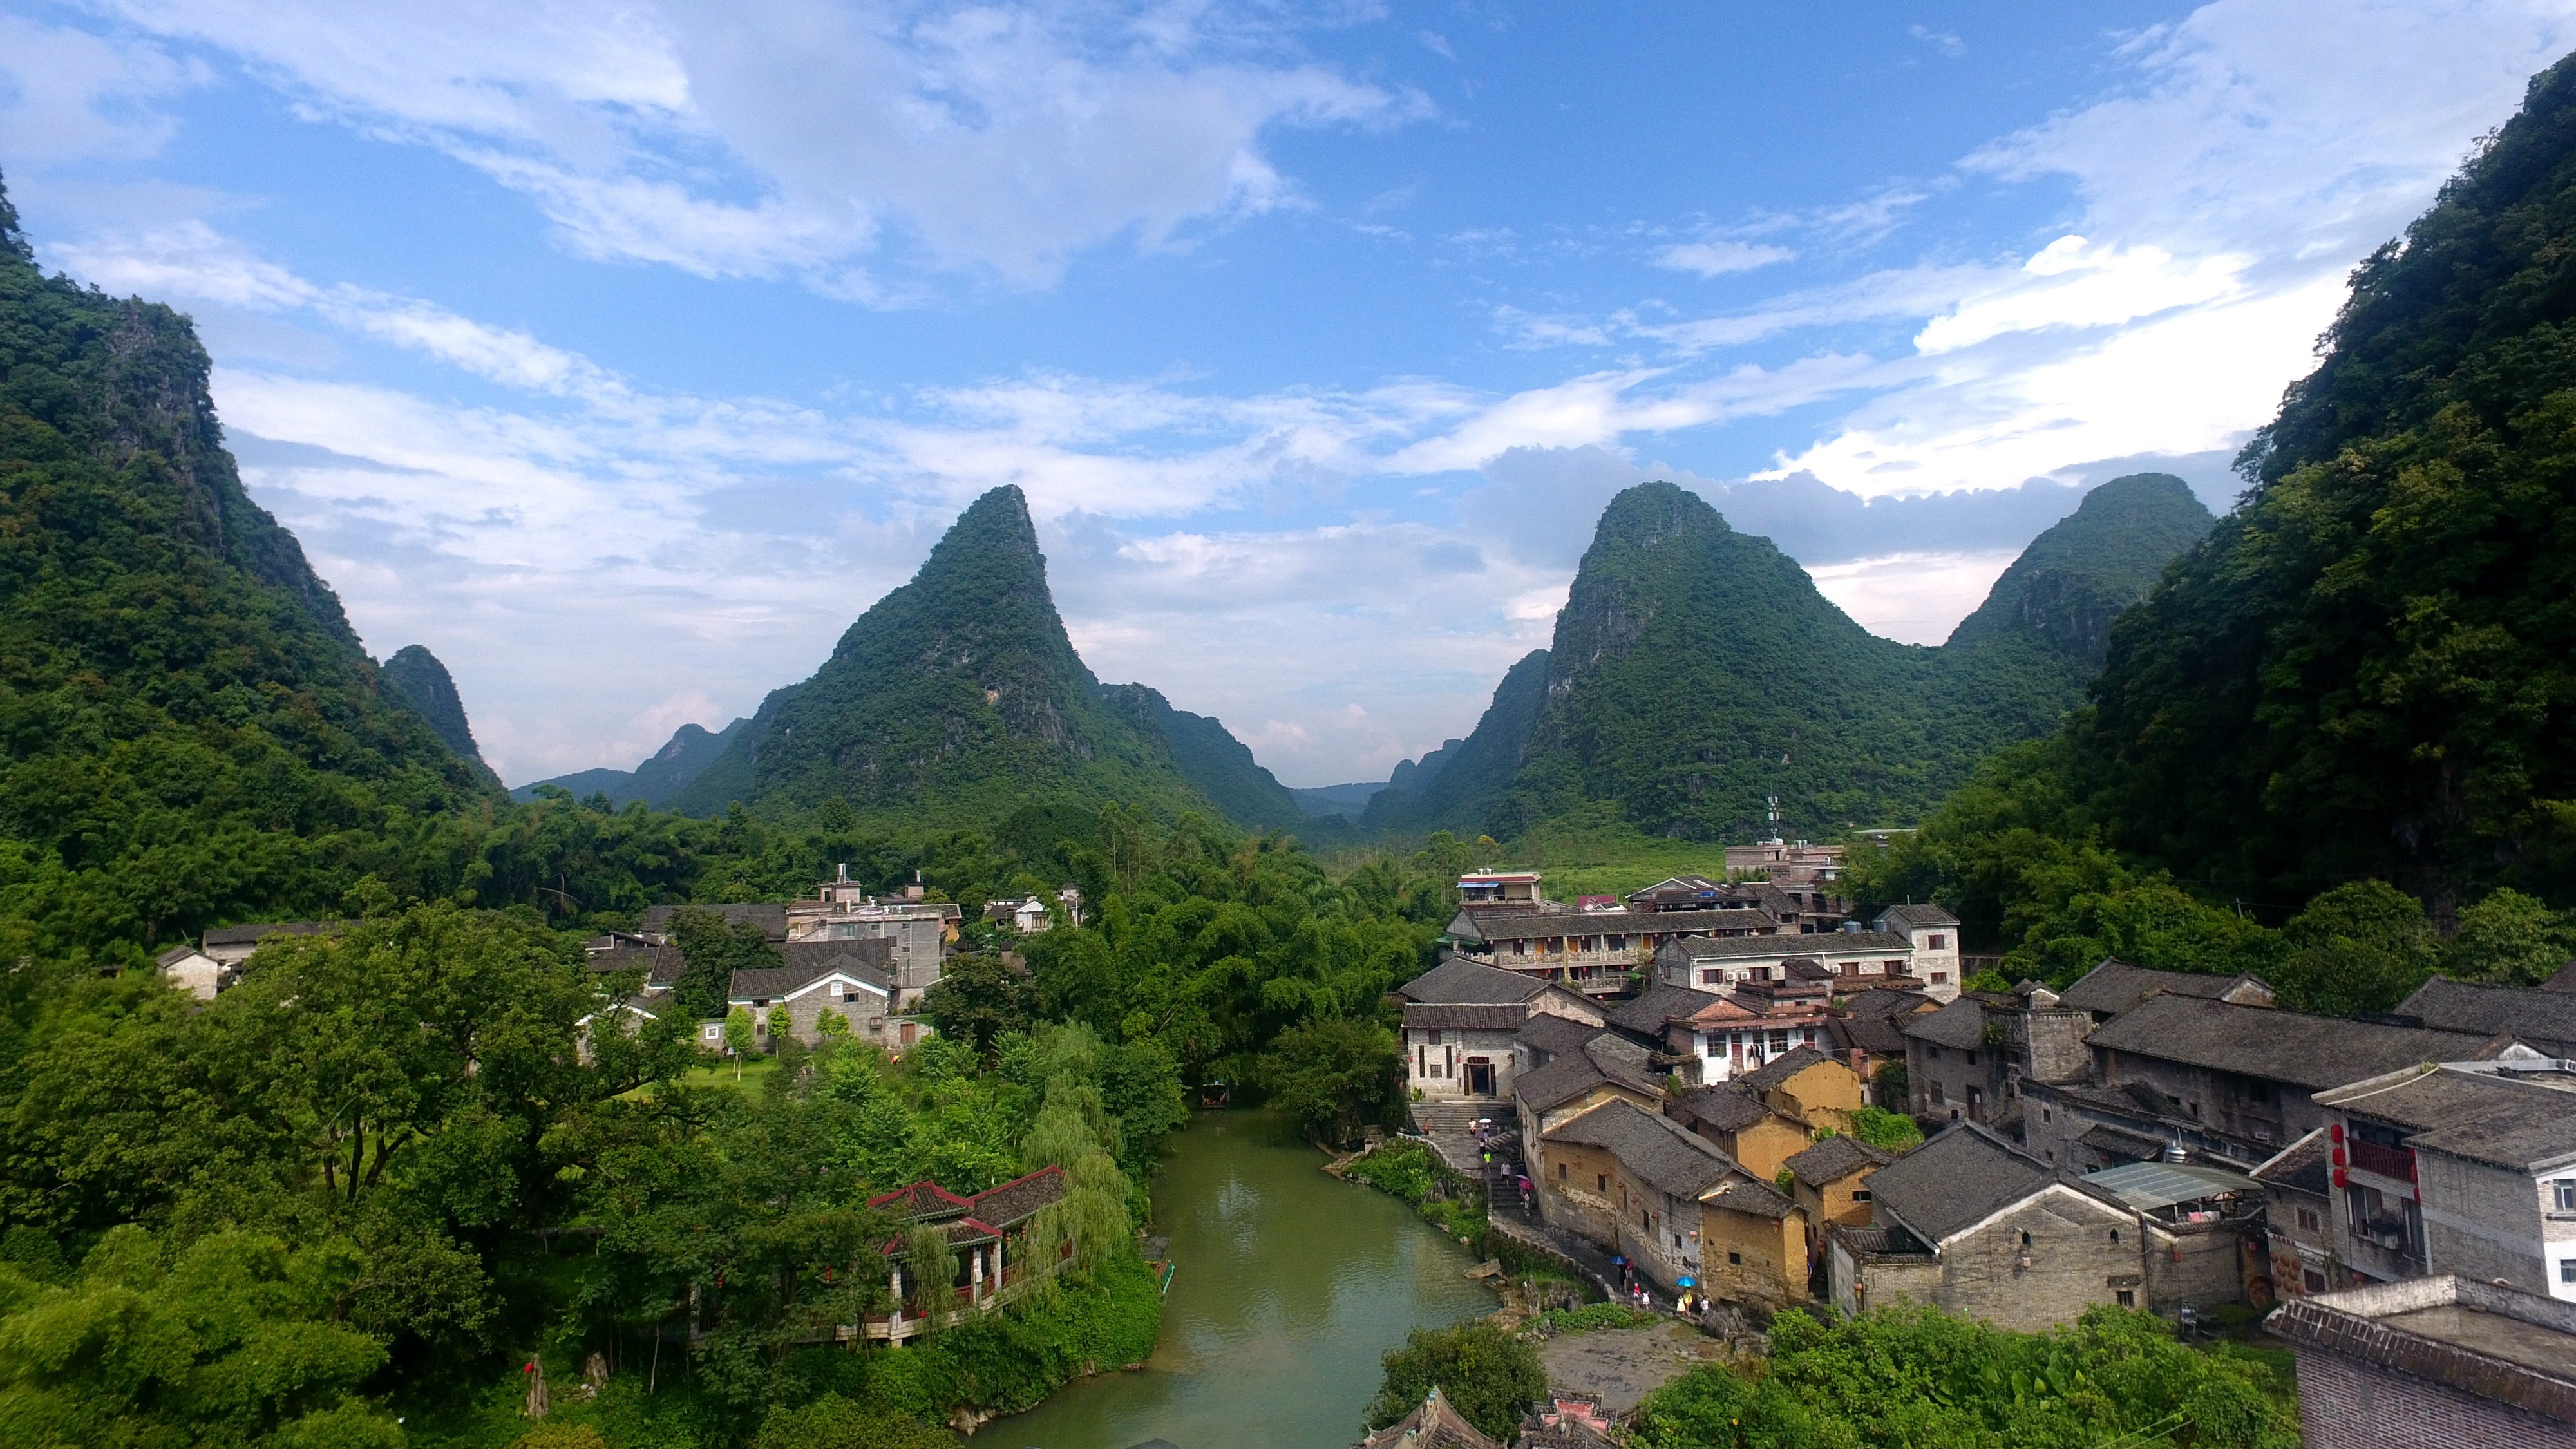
[1701, 1205, 1804, 1307]
[1540, 1140, 1624, 1250]
[2292, 1344, 2576, 1449]
[1935, 1189, 2137, 1332]
[2144, 1220, 2249, 1314]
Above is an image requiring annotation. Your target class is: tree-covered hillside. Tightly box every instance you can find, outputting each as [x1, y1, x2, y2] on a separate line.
[0, 177, 489, 963]
[1097, 680, 1324, 835]
[668, 486, 1224, 826]
[1370, 472, 2212, 844]
[2050, 53, 2576, 914]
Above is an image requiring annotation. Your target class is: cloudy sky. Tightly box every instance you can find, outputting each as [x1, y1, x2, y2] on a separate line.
[3, 1, 2569, 787]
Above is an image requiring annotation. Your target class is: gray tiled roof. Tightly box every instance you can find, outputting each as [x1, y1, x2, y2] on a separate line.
[587, 944, 688, 985]
[1517, 1012, 1608, 1060]
[1543, 1099, 1736, 1200]
[155, 944, 204, 968]
[1703, 1177, 1799, 1220]
[1900, 996, 1989, 1050]
[2087, 995, 2501, 1090]
[200, 920, 338, 947]
[2056, 958, 2270, 1019]
[728, 954, 893, 1003]
[640, 902, 789, 940]
[1877, 903, 1958, 931]
[1400, 955, 1548, 1005]
[1515, 1034, 1662, 1114]
[782, 937, 893, 974]
[2395, 977, 2576, 1053]
[2316, 1065, 2576, 1173]
[1832, 1016, 1911, 1056]
[1782, 1134, 1896, 1187]
[1404, 1003, 1532, 1032]
[2251, 1130, 2331, 1197]
[1844, 987, 1937, 1020]
[1737, 1045, 1836, 1091]
[1606, 981, 1723, 1037]
[1665, 931, 1910, 960]
[1667, 1083, 1781, 1135]
[1863, 1122, 2062, 1244]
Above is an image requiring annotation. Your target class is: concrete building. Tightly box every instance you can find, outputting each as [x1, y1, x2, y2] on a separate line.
[1654, 931, 1940, 1001]
[155, 944, 225, 1001]
[1455, 870, 1544, 909]
[2268, 1276, 2576, 1449]
[1447, 906, 1775, 996]
[1874, 904, 1961, 992]
[2020, 995, 2507, 1171]
[2080, 1157, 2264, 1315]
[2311, 1059, 2576, 1300]
[1824, 1124, 2142, 1331]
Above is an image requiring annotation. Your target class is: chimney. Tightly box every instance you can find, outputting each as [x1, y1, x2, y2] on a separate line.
[836, 862, 848, 883]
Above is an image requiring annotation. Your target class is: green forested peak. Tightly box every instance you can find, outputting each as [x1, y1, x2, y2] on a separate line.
[1946, 472, 2215, 663]
[1587, 478, 1729, 553]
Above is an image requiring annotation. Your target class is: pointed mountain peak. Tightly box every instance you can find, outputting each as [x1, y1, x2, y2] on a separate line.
[1946, 472, 2215, 663]
[916, 484, 1046, 585]
[380, 644, 486, 763]
[1591, 480, 1728, 552]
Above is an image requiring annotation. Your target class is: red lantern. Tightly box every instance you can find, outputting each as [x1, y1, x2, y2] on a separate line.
[2331, 1146, 2347, 1168]
[2329, 1123, 2344, 1143]
[2331, 1168, 2348, 1188]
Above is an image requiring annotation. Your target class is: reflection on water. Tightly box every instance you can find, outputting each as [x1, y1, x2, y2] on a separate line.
[989, 1112, 1496, 1449]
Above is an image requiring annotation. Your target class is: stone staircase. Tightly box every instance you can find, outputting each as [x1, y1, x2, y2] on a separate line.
[1406, 1099, 1508, 1136]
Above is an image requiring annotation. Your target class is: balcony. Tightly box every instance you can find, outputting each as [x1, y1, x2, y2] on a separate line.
[2348, 1139, 2416, 1182]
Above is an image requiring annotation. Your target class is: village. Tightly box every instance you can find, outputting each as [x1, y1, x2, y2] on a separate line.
[151, 842, 2576, 1449]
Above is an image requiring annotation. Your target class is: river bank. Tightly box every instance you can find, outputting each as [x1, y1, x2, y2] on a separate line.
[987, 1110, 1498, 1449]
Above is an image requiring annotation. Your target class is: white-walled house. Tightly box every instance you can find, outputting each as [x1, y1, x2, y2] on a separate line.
[1400, 954, 1604, 1103]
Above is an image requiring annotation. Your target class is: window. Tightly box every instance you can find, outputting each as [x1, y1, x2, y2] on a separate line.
[1966, 1050, 1979, 1066]
[2556, 1179, 2576, 1212]
[1750, 966, 1772, 981]
[1597, 1173, 1609, 1193]
[1558, 1163, 1567, 1181]
[1609, 936, 1626, 951]
[843, 991, 860, 1002]
[1930, 972, 1948, 985]
[2304, 1269, 2327, 1293]
[1513, 940, 1528, 955]
[2110, 1229, 2120, 1244]
[2042, 1108, 2052, 1124]
[2562, 1259, 2576, 1285]
[1930, 1082, 1946, 1105]
[1928, 934, 1946, 951]
[2116, 1289, 2135, 1308]
[1701, 969, 1722, 987]
[1770, 1030, 1791, 1053]
[1674, 1234, 1684, 1250]
[1927, 1046, 1941, 1061]
[2297, 1208, 2321, 1233]
[1852, 1189, 1871, 1203]
[2019, 1230, 2031, 1248]
[1428, 1029, 1444, 1045]
[1884, 960, 1903, 974]
[1728, 1251, 1743, 1265]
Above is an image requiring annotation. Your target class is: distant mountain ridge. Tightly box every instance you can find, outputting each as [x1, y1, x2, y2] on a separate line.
[512, 717, 746, 808]
[667, 486, 1271, 828]
[1363, 473, 2213, 842]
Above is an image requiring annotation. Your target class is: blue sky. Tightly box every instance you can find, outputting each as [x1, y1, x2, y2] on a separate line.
[3, 1, 2570, 787]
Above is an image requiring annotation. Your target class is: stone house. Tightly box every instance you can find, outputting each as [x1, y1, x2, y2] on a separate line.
[1515, 1010, 1613, 1080]
[2251, 1130, 2339, 1300]
[1447, 905, 1775, 996]
[2079, 1157, 2264, 1315]
[2268, 1276, 2576, 1449]
[1539, 1098, 1741, 1298]
[1824, 1124, 2143, 1332]
[1735, 1046, 1864, 1133]
[2020, 994, 2507, 1172]
[1699, 1177, 1810, 1309]
[728, 945, 903, 1049]
[1401, 956, 1604, 1103]
[1516, 1032, 1664, 1191]
[1783, 1135, 1897, 1233]
[1903, 983, 2092, 1133]
[155, 945, 225, 1001]
[2311, 1058, 2576, 1300]
[1665, 1082, 1814, 1181]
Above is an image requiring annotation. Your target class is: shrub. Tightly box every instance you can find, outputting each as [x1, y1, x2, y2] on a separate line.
[1365, 1321, 1547, 1443]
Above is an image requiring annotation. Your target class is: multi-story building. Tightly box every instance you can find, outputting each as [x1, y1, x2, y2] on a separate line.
[2311, 1058, 2576, 1300]
[1396, 954, 1602, 1103]
[1448, 906, 1774, 996]
[2252, 1130, 2338, 1299]
[783, 868, 961, 1008]
[1654, 931, 1938, 999]
[2269, 1276, 2576, 1449]
[1903, 982, 2093, 1132]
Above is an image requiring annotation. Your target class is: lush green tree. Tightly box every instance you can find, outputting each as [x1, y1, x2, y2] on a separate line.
[749, 1392, 954, 1449]
[2448, 887, 2576, 985]
[1364, 1321, 1546, 1443]
[724, 1007, 758, 1079]
[924, 951, 1035, 1053]
[1260, 1019, 1402, 1146]
[1851, 1106, 1922, 1151]
[670, 906, 784, 1021]
[2272, 880, 2443, 1016]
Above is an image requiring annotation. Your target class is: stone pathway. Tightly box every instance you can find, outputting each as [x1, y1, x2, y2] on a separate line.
[1537, 1323, 1723, 1414]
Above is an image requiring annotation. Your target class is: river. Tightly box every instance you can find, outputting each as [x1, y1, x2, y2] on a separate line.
[989, 1110, 1498, 1449]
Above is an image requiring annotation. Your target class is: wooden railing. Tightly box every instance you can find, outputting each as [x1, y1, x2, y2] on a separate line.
[2349, 1139, 2415, 1182]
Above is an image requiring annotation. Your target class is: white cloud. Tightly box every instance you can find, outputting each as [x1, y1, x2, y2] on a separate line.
[0, 15, 200, 167]
[89, 0, 1426, 291]
[1655, 240, 1794, 277]
[1807, 550, 2017, 645]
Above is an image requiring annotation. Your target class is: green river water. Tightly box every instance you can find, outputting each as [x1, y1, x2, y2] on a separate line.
[988, 1110, 1498, 1449]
